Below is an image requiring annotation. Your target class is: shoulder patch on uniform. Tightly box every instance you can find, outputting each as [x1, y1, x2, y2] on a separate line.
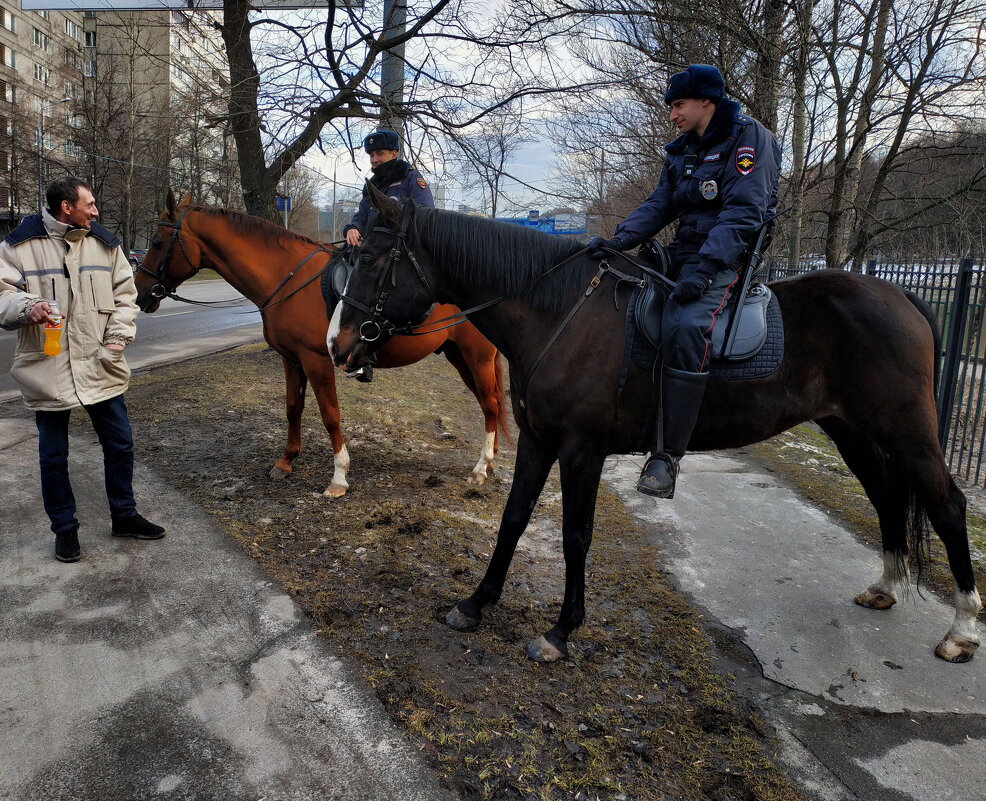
[736, 146, 756, 175]
[416, 177, 428, 189]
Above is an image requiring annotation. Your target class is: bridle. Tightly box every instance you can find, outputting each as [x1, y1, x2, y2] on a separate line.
[138, 208, 201, 302]
[140, 207, 335, 310]
[339, 202, 501, 344]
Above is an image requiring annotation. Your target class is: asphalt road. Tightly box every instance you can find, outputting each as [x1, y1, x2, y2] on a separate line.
[0, 280, 264, 404]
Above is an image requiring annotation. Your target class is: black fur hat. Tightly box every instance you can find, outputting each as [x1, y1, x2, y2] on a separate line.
[363, 130, 400, 153]
[663, 64, 725, 105]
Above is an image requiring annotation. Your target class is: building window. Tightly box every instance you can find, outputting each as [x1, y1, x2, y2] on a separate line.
[84, 31, 96, 48]
[64, 48, 80, 71]
[33, 29, 51, 53]
[65, 82, 79, 99]
[0, 9, 14, 33]
[34, 63, 50, 85]
[35, 10, 51, 21]
[65, 19, 81, 41]
[0, 80, 14, 104]
[84, 60, 96, 78]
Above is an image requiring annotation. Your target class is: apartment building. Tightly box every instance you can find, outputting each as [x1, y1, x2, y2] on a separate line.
[0, 4, 232, 245]
[0, 2, 86, 228]
[81, 8, 233, 247]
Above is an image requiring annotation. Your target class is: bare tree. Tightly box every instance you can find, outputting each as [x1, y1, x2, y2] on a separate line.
[217, 0, 612, 222]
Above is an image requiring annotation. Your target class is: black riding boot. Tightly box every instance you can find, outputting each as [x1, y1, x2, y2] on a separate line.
[637, 367, 709, 498]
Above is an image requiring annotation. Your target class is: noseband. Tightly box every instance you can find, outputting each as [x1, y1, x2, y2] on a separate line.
[138, 209, 197, 300]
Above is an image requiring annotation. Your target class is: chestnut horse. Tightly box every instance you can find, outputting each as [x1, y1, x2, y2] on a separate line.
[331, 185, 982, 664]
[134, 191, 507, 497]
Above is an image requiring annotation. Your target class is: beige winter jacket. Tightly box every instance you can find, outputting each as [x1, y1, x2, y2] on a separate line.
[0, 209, 138, 410]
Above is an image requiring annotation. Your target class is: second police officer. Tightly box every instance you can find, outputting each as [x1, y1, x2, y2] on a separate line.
[344, 130, 434, 247]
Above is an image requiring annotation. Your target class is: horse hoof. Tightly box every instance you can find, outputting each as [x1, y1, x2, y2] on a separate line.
[269, 466, 291, 480]
[323, 483, 348, 499]
[854, 586, 897, 609]
[468, 471, 487, 486]
[526, 635, 566, 663]
[445, 605, 481, 631]
[935, 634, 979, 663]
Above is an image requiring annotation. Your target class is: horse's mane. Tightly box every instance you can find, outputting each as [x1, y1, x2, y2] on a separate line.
[190, 205, 326, 250]
[414, 206, 591, 313]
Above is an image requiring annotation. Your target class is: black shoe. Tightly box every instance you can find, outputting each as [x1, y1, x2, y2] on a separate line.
[637, 454, 678, 498]
[55, 528, 81, 563]
[111, 514, 165, 540]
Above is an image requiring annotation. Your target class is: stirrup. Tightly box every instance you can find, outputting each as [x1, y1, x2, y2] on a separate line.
[637, 454, 678, 499]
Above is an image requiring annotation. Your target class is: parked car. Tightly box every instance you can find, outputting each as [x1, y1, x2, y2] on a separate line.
[128, 249, 147, 271]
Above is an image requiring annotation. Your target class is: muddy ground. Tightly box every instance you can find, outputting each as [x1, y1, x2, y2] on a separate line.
[114, 343, 805, 801]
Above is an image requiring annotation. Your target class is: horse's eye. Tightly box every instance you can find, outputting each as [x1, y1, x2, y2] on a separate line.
[360, 253, 375, 267]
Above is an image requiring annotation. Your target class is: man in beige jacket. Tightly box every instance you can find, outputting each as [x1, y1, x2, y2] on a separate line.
[0, 176, 164, 562]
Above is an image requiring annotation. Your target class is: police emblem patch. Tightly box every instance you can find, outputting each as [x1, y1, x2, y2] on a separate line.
[700, 180, 718, 200]
[736, 146, 756, 175]
[416, 177, 428, 189]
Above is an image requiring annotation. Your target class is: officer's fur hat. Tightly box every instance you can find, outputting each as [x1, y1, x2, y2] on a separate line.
[663, 64, 725, 105]
[363, 130, 400, 153]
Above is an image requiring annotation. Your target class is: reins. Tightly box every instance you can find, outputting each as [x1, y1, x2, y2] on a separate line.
[142, 209, 340, 312]
[340, 200, 673, 403]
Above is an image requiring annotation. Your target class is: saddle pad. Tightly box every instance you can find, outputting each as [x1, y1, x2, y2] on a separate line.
[628, 289, 784, 380]
[710, 292, 784, 380]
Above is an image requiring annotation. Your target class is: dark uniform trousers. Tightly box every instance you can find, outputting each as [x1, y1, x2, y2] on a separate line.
[662, 246, 739, 373]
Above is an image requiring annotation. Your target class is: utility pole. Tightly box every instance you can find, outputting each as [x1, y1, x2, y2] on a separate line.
[381, 0, 406, 139]
[332, 160, 338, 241]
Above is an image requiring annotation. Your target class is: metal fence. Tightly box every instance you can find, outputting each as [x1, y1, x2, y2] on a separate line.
[764, 257, 986, 486]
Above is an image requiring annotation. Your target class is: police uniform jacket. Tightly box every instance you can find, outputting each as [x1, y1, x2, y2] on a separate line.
[0, 209, 137, 410]
[613, 98, 781, 277]
[344, 159, 435, 236]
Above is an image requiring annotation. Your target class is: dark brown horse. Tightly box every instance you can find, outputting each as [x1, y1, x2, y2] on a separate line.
[331, 184, 982, 663]
[134, 190, 508, 497]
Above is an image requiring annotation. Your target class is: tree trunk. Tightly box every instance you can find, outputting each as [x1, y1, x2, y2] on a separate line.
[221, 0, 277, 222]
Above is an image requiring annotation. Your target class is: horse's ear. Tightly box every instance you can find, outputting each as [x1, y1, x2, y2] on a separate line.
[165, 188, 177, 219]
[366, 181, 401, 229]
[178, 192, 192, 208]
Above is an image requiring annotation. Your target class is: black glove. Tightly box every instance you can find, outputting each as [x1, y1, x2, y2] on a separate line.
[586, 236, 624, 260]
[670, 273, 713, 303]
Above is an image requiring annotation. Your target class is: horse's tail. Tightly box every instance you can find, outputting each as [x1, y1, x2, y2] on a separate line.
[902, 288, 942, 593]
[493, 350, 513, 447]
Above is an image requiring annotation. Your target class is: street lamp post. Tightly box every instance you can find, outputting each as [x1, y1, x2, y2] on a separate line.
[37, 97, 73, 212]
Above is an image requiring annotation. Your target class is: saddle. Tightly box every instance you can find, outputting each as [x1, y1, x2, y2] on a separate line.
[321, 245, 356, 312]
[626, 241, 784, 380]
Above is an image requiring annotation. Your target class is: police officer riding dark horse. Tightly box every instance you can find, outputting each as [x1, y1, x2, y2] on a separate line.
[589, 64, 781, 499]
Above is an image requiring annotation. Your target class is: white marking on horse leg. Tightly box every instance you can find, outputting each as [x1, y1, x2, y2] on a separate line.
[327, 303, 343, 360]
[468, 431, 496, 485]
[936, 587, 982, 662]
[950, 588, 983, 641]
[854, 551, 907, 609]
[324, 442, 350, 498]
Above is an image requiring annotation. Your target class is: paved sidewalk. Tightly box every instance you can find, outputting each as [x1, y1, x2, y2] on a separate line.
[605, 452, 986, 801]
[0, 413, 457, 801]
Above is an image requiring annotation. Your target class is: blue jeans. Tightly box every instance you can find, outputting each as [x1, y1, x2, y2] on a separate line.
[35, 394, 136, 535]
